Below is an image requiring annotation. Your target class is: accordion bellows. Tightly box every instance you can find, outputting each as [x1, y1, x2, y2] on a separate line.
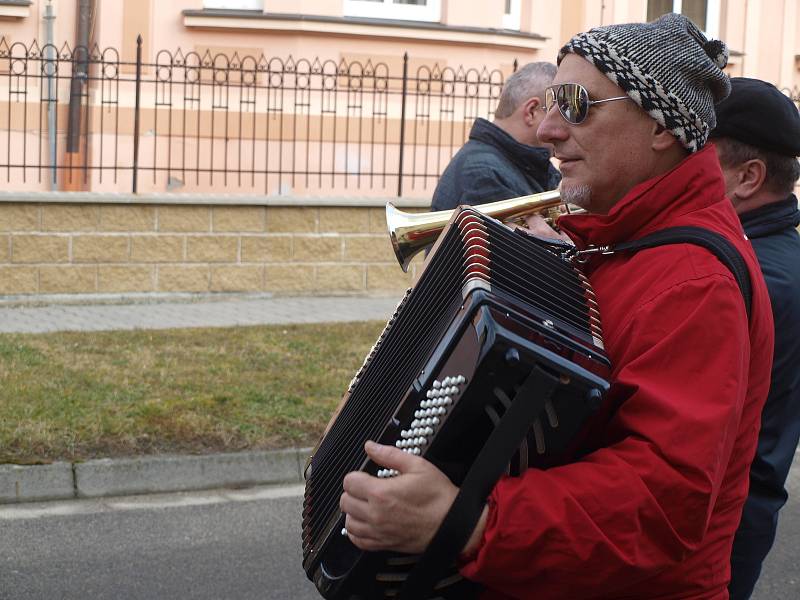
[303, 208, 611, 599]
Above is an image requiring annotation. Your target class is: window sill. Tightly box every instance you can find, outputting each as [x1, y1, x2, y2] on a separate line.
[0, 0, 31, 18]
[182, 9, 547, 51]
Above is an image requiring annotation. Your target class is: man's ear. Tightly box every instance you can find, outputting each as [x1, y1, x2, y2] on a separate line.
[651, 123, 678, 151]
[731, 159, 768, 200]
[521, 97, 541, 126]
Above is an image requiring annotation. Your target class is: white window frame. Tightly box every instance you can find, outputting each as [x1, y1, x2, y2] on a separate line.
[204, 0, 264, 10]
[652, 0, 720, 40]
[343, 0, 441, 23]
[502, 0, 521, 30]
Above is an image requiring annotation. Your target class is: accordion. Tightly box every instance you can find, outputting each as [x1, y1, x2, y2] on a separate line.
[302, 208, 611, 599]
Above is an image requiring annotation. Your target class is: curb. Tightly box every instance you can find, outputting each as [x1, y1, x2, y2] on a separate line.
[0, 448, 311, 504]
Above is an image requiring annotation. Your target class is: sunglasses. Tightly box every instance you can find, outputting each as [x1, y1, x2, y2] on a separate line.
[544, 83, 631, 125]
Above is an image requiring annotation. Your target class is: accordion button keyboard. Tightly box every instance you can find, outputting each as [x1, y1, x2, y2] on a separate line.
[389, 376, 467, 466]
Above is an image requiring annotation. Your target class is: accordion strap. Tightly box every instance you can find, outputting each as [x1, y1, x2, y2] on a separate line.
[398, 364, 561, 600]
[615, 226, 752, 321]
[568, 226, 752, 321]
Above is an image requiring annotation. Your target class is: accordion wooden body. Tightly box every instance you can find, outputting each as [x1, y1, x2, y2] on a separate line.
[302, 208, 611, 599]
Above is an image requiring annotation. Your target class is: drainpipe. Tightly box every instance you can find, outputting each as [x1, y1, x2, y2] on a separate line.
[44, 1, 56, 190]
[64, 0, 94, 190]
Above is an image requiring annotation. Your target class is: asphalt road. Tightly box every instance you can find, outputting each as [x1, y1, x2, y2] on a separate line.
[0, 485, 318, 600]
[0, 467, 797, 600]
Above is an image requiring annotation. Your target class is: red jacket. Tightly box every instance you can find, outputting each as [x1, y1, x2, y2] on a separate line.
[460, 146, 774, 599]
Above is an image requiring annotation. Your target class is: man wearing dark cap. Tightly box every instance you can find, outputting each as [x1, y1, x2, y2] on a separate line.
[338, 14, 773, 599]
[710, 78, 800, 600]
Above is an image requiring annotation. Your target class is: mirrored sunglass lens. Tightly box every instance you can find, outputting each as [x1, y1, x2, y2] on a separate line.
[545, 87, 556, 113]
[557, 84, 589, 124]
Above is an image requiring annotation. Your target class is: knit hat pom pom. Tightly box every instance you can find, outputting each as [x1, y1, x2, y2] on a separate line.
[703, 39, 729, 70]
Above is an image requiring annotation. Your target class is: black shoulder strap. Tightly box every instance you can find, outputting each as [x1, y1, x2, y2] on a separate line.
[614, 226, 752, 321]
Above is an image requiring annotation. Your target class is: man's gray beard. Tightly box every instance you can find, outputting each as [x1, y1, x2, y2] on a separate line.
[560, 184, 592, 210]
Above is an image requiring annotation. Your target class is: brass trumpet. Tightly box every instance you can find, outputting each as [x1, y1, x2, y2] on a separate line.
[386, 190, 581, 271]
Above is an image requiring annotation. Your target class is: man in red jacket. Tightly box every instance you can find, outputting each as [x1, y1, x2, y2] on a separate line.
[339, 14, 774, 599]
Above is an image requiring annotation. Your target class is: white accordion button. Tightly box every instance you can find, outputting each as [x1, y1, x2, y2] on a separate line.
[433, 380, 442, 389]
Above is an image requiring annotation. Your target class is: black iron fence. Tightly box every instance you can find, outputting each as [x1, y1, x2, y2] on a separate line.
[3, 37, 799, 197]
[0, 36, 511, 196]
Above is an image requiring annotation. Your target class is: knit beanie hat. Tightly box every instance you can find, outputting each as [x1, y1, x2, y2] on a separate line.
[558, 13, 731, 153]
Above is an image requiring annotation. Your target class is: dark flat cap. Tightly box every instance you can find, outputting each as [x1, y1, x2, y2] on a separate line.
[711, 77, 800, 156]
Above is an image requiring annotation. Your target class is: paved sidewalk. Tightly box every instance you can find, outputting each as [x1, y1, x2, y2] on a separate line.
[0, 293, 401, 334]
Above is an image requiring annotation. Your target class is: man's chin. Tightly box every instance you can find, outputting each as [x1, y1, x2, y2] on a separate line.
[559, 183, 592, 211]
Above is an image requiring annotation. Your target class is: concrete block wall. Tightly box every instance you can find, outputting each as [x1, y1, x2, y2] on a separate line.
[0, 194, 429, 297]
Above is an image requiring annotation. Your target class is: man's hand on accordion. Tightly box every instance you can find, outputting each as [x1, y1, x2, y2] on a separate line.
[519, 213, 574, 243]
[340, 440, 487, 556]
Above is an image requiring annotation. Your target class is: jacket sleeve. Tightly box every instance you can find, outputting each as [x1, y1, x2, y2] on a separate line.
[459, 275, 751, 597]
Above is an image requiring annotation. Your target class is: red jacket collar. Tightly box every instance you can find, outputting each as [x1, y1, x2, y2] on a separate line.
[559, 145, 726, 248]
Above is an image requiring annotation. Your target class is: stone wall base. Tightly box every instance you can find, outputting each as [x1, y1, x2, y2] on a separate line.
[0, 195, 429, 297]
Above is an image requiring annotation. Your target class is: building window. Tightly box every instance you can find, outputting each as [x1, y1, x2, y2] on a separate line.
[647, 0, 720, 39]
[204, 0, 264, 10]
[503, 0, 521, 30]
[343, 0, 441, 23]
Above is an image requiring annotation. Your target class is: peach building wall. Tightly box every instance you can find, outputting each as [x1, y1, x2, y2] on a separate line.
[1, 1, 798, 198]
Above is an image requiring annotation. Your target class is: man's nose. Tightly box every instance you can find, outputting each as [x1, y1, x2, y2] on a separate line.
[537, 105, 569, 145]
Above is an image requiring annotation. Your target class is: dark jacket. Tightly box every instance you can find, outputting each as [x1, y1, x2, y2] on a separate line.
[730, 194, 800, 599]
[430, 118, 561, 211]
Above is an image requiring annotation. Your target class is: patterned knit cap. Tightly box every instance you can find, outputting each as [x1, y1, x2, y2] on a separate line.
[558, 13, 731, 153]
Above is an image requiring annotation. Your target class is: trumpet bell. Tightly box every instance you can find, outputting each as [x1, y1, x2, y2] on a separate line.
[386, 203, 457, 272]
[386, 190, 564, 272]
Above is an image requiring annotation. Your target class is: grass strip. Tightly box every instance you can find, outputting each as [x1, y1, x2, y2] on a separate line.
[0, 321, 384, 464]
